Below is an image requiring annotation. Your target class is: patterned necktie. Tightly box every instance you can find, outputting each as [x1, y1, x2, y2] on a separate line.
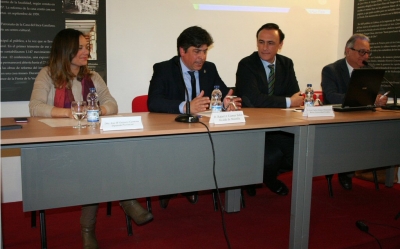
[268, 64, 275, 96]
[188, 71, 196, 100]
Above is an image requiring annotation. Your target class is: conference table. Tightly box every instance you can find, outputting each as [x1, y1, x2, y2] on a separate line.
[265, 108, 400, 248]
[1, 108, 400, 248]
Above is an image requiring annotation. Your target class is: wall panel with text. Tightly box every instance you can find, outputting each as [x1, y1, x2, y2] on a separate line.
[1, 0, 106, 102]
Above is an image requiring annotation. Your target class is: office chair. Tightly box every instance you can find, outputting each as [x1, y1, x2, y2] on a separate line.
[318, 91, 380, 197]
[31, 205, 112, 226]
[325, 171, 379, 197]
[31, 203, 113, 249]
[32, 97, 153, 237]
[132, 95, 150, 112]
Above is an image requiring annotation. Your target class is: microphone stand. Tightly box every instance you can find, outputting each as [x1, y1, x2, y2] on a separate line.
[175, 60, 199, 123]
[362, 61, 400, 110]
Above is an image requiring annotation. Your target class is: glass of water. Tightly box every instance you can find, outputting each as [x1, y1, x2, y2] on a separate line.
[71, 101, 87, 128]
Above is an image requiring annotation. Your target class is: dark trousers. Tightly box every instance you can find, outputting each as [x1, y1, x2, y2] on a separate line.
[263, 131, 294, 184]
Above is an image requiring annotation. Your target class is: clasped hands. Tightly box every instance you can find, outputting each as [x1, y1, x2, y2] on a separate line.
[290, 91, 305, 107]
[184, 89, 242, 113]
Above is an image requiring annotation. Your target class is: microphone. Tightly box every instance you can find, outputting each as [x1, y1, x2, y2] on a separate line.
[175, 60, 199, 123]
[356, 220, 369, 233]
[362, 61, 400, 110]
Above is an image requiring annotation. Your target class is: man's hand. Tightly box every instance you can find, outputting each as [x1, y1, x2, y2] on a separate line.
[290, 91, 304, 107]
[223, 89, 242, 111]
[184, 90, 211, 113]
[375, 94, 388, 107]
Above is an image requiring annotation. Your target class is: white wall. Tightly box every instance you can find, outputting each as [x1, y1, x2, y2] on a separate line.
[1, 0, 356, 202]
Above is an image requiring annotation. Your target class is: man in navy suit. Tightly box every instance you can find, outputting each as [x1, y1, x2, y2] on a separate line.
[148, 26, 241, 208]
[235, 23, 303, 196]
[321, 33, 387, 190]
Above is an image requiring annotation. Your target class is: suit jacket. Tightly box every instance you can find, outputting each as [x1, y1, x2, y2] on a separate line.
[148, 56, 229, 114]
[235, 52, 300, 108]
[321, 58, 350, 105]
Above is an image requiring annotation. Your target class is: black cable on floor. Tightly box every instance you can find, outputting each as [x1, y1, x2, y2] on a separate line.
[198, 121, 232, 249]
[356, 220, 387, 249]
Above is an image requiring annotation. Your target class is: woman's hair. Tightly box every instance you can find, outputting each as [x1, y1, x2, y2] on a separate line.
[47, 28, 91, 88]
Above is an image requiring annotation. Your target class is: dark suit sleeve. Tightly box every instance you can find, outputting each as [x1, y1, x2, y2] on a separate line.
[321, 64, 345, 105]
[148, 62, 182, 114]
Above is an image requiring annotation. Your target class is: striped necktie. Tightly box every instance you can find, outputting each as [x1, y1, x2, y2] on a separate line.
[268, 64, 275, 96]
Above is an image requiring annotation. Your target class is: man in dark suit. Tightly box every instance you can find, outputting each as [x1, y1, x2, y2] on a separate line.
[148, 26, 241, 208]
[321, 33, 387, 189]
[235, 23, 303, 196]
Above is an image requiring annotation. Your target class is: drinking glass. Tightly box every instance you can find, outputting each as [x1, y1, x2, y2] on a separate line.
[71, 101, 87, 128]
[226, 96, 238, 111]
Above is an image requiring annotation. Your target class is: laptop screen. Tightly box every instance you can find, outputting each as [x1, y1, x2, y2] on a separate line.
[340, 68, 385, 108]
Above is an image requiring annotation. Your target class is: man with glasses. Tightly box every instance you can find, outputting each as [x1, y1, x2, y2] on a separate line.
[322, 33, 386, 105]
[321, 33, 388, 190]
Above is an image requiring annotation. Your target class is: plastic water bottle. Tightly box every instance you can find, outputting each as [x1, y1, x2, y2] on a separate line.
[304, 84, 314, 107]
[86, 88, 100, 127]
[210, 85, 222, 112]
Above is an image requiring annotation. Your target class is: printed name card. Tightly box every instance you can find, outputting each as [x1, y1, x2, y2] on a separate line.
[100, 116, 143, 131]
[303, 106, 335, 117]
[209, 111, 246, 124]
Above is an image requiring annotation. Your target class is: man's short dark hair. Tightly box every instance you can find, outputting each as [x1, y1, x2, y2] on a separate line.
[177, 26, 214, 56]
[256, 23, 285, 43]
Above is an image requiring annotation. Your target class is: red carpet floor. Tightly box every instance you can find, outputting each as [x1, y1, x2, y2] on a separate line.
[2, 173, 400, 248]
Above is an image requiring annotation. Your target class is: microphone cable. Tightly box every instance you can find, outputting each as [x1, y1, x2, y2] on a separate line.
[355, 220, 382, 249]
[198, 120, 232, 249]
[356, 219, 400, 249]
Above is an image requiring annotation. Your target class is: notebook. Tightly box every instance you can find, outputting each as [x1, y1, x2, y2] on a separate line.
[333, 68, 385, 112]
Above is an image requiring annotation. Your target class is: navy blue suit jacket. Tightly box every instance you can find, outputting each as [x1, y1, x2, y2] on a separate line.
[235, 52, 300, 108]
[148, 56, 229, 114]
[321, 58, 350, 105]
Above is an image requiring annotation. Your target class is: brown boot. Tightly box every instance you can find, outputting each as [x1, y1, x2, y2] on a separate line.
[80, 204, 99, 249]
[120, 199, 153, 225]
[81, 227, 98, 249]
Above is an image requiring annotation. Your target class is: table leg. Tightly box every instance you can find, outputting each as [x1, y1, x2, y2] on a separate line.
[39, 210, 47, 249]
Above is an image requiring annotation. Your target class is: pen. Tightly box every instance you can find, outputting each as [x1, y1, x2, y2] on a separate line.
[380, 91, 390, 99]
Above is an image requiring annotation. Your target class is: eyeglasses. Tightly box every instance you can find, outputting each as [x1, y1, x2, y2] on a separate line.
[350, 48, 372, 56]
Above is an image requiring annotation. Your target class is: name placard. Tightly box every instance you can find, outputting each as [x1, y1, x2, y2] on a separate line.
[303, 106, 335, 117]
[100, 116, 143, 131]
[209, 111, 246, 124]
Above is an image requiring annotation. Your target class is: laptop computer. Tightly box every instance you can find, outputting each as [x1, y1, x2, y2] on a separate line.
[333, 68, 385, 112]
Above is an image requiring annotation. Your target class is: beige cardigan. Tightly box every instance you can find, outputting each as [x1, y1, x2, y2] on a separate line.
[29, 67, 118, 117]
